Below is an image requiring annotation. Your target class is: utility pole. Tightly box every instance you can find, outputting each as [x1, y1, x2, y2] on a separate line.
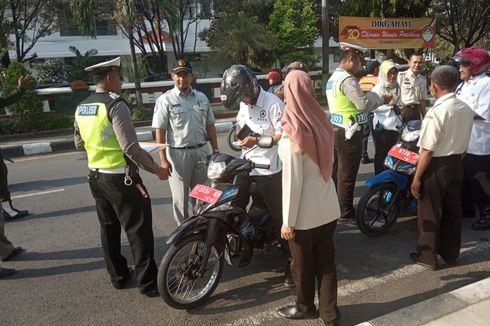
[321, 0, 330, 88]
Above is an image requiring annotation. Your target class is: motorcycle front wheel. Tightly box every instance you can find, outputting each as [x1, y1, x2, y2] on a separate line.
[228, 128, 241, 151]
[158, 234, 223, 309]
[356, 183, 400, 237]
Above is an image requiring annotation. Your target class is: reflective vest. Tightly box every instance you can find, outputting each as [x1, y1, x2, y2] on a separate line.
[326, 70, 368, 127]
[75, 92, 127, 169]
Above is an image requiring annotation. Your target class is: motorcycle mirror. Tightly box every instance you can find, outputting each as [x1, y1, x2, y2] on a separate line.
[257, 135, 274, 148]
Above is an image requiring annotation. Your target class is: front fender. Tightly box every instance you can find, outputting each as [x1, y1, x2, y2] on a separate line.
[166, 216, 206, 244]
[365, 169, 409, 190]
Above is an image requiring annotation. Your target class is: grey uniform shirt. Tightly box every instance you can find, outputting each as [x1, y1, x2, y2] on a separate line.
[152, 87, 215, 148]
[74, 92, 159, 173]
[397, 69, 427, 105]
[338, 69, 383, 112]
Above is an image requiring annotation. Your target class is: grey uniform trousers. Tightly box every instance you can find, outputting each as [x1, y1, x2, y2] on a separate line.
[167, 146, 209, 225]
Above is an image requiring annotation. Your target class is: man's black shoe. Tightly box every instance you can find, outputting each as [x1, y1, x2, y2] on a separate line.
[409, 252, 436, 271]
[361, 157, 374, 164]
[141, 287, 159, 298]
[277, 305, 319, 320]
[111, 267, 134, 290]
[1, 247, 25, 262]
[0, 267, 17, 278]
[471, 217, 490, 231]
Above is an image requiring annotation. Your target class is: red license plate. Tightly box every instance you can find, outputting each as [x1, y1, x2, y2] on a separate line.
[388, 146, 420, 165]
[190, 184, 223, 204]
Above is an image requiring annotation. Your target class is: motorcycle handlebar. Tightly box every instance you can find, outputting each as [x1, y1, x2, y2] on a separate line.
[253, 163, 270, 170]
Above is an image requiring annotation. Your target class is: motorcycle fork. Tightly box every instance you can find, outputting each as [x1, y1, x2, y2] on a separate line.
[196, 218, 222, 277]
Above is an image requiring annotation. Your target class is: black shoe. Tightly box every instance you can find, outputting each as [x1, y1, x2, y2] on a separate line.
[361, 157, 374, 164]
[277, 305, 319, 320]
[140, 286, 159, 298]
[441, 256, 458, 266]
[111, 267, 134, 290]
[3, 201, 29, 220]
[471, 217, 490, 231]
[1, 247, 25, 262]
[0, 267, 17, 278]
[409, 252, 436, 271]
[283, 275, 295, 288]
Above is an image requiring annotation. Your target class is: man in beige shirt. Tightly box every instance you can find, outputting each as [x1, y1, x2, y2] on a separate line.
[397, 53, 427, 123]
[409, 66, 473, 271]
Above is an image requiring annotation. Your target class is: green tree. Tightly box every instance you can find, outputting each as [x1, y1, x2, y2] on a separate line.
[35, 59, 67, 84]
[433, 0, 490, 54]
[268, 0, 319, 67]
[65, 46, 98, 82]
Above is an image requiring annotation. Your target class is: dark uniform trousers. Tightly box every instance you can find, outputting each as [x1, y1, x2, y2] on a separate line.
[289, 221, 340, 325]
[332, 127, 363, 219]
[0, 149, 11, 202]
[233, 172, 291, 269]
[361, 113, 376, 159]
[417, 155, 463, 267]
[372, 129, 399, 175]
[461, 154, 490, 217]
[88, 170, 157, 291]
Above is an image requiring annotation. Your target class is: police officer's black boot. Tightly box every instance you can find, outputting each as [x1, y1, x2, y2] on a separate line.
[2, 200, 29, 220]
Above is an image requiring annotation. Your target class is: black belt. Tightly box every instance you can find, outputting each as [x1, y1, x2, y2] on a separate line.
[170, 143, 206, 150]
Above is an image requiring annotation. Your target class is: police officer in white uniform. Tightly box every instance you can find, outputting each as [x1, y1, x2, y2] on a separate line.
[152, 59, 219, 225]
[74, 57, 167, 297]
[397, 53, 427, 123]
[454, 47, 490, 230]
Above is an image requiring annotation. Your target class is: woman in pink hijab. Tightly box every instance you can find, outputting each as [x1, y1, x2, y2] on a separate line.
[276, 70, 341, 325]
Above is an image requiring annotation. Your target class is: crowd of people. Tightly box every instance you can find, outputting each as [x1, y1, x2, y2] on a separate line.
[0, 40, 488, 326]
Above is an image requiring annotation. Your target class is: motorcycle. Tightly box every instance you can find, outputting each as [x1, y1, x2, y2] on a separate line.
[157, 137, 277, 309]
[356, 121, 421, 237]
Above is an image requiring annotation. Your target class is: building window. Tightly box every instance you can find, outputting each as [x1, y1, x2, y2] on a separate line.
[57, 8, 116, 36]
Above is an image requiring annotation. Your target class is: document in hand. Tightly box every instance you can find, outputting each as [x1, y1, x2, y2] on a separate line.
[139, 142, 168, 154]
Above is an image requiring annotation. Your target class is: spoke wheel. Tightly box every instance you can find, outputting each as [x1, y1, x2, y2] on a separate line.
[228, 128, 241, 151]
[356, 183, 400, 237]
[158, 234, 223, 309]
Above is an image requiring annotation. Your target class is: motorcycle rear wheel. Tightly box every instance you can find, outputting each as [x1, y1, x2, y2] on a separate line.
[228, 128, 241, 151]
[158, 234, 223, 309]
[356, 183, 400, 237]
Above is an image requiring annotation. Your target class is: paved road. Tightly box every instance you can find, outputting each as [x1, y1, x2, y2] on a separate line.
[1, 134, 489, 326]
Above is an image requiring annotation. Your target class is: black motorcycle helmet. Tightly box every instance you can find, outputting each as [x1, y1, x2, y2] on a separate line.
[220, 65, 260, 109]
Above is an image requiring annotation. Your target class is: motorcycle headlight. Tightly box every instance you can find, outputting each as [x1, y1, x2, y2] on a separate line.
[207, 161, 226, 180]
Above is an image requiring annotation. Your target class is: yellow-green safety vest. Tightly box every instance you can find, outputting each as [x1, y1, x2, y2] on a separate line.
[326, 70, 368, 127]
[75, 92, 127, 169]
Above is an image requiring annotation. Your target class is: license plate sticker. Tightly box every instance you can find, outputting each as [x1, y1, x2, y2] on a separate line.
[190, 184, 223, 204]
[388, 146, 420, 165]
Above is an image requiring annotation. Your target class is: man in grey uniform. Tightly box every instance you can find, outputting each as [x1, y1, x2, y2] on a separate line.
[397, 53, 427, 123]
[152, 59, 219, 225]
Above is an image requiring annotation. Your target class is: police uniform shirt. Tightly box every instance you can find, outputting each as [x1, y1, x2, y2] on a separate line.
[337, 69, 383, 112]
[397, 69, 427, 105]
[456, 74, 490, 155]
[417, 93, 473, 157]
[237, 88, 284, 176]
[152, 86, 215, 147]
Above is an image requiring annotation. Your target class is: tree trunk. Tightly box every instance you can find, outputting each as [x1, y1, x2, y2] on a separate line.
[128, 32, 144, 109]
[321, 0, 330, 89]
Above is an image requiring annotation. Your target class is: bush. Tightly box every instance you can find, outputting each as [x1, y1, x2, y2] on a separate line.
[35, 59, 67, 84]
[0, 113, 74, 135]
[1, 61, 43, 115]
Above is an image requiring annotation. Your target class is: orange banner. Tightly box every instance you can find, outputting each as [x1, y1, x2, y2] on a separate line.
[339, 16, 436, 49]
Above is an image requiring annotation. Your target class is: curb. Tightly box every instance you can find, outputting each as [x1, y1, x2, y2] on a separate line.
[2, 121, 233, 158]
[356, 277, 490, 326]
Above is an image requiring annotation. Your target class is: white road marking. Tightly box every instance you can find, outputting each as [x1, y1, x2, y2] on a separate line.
[11, 188, 65, 199]
[221, 240, 490, 326]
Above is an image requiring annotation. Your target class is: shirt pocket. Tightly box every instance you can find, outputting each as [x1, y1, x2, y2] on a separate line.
[170, 106, 188, 128]
[192, 104, 208, 125]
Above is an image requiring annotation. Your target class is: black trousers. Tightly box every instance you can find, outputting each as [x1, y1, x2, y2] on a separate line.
[0, 149, 11, 202]
[361, 113, 375, 159]
[233, 172, 290, 270]
[372, 129, 399, 175]
[332, 127, 363, 219]
[289, 221, 340, 325]
[461, 154, 490, 217]
[417, 155, 463, 267]
[88, 171, 157, 291]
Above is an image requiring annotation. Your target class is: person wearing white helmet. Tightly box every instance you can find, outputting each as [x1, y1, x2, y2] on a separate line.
[453, 47, 490, 231]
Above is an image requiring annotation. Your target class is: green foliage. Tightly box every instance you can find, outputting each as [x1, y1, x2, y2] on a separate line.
[34, 59, 67, 84]
[0, 113, 74, 135]
[122, 55, 148, 82]
[132, 107, 153, 121]
[268, 0, 319, 65]
[1, 61, 42, 115]
[65, 46, 98, 82]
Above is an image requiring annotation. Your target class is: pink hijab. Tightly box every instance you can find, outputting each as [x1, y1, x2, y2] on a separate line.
[281, 70, 334, 181]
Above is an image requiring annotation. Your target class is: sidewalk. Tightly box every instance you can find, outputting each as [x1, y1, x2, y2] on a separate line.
[357, 277, 490, 326]
[0, 118, 234, 158]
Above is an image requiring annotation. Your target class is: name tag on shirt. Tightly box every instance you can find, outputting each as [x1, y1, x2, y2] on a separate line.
[78, 105, 98, 116]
